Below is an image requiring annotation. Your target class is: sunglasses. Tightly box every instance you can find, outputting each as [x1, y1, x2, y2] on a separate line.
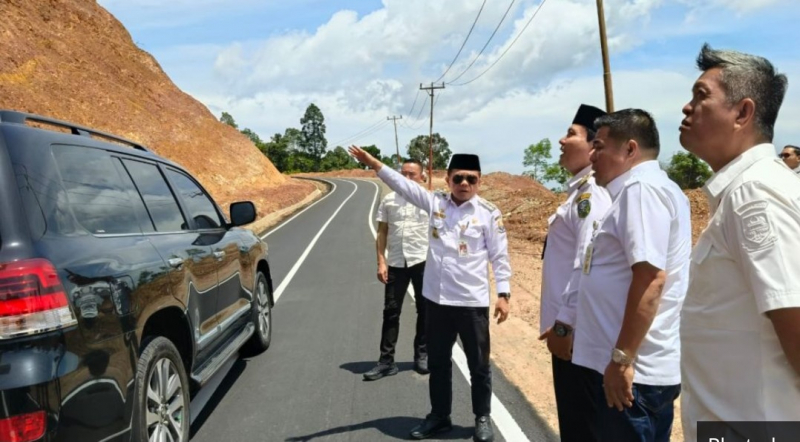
[452, 174, 479, 185]
[779, 153, 794, 159]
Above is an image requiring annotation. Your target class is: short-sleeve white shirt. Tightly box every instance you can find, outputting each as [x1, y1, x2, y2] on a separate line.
[681, 144, 800, 440]
[572, 160, 691, 386]
[376, 191, 429, 267]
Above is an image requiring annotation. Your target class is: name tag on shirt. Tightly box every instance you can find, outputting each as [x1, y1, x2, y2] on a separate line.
[458, 240, 468, 257]
[583, 244, 594, 274]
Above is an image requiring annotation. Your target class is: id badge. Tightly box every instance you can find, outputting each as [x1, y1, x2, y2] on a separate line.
[458, 240, 468, 257]
[582, 244, 594, 275]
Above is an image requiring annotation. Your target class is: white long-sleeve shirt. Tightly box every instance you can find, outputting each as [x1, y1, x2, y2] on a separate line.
[377, 166, 512, 307]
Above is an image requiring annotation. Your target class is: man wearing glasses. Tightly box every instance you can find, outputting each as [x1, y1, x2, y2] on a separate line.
[779, 145, 800, 173]
[348, 146, 511, 442]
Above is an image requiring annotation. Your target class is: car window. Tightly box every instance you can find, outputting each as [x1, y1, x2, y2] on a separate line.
[122, 160, 188, 232]
[165, 169, 222, 230]
[52, 145, 141, 235]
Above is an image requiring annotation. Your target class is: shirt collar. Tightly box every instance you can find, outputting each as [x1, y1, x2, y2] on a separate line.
[703, 144, 776, 205]
[567, 165, 593, 191]
[446, 192, 478, 209]
[794, 165, 800, 174]
[604, 160, 661, 199]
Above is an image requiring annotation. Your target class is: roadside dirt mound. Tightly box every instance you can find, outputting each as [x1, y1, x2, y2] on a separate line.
[686, 189, 709, 244]
[0, 0, 314, 218]
[480, 172, 561, 244]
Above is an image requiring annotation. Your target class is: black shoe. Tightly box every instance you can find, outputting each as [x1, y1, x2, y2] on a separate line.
[409, 414, 453, 440]
[362, 363, 398, 381]
[414, 358, 430, 375]
[473, 416, 494, 442]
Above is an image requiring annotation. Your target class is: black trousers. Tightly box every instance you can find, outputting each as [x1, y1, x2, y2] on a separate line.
[552, 355, 600, 442]
[378, 261, 427, 364]
[425, 297, 491, 417]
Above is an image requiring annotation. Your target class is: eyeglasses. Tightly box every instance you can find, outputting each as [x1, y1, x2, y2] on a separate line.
[452, 174, 479, 185]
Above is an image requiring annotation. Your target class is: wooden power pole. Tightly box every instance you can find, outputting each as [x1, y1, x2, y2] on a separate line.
[596, 0, 614, 112]
[419, 82, 445, 190]
[387, 115, 402, 169]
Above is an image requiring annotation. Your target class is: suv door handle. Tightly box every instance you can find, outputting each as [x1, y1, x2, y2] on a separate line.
[168, 258, 183, 268]
[213, 251, 226, 260]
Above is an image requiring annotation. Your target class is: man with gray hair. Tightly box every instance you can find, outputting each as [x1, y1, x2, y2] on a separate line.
[679, 44, 800, 440]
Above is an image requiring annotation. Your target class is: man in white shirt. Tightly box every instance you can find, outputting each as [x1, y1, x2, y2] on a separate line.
[537, 103, 611, 442]
[679, 44, 800, 441]
[566, 109, 690, 441]
[779, 145, 800, 173]
[364, 159, 430, 381]
[348, 147, 511, 442]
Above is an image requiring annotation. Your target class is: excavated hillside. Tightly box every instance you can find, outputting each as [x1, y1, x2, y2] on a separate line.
[0, 0, 314, 219]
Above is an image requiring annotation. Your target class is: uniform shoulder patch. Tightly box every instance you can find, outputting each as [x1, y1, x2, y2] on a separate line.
[575, 192, 592, 203]
[735, 200, 775, 251]
[477, 197, 498, 212]
[576, 197, 591, 219]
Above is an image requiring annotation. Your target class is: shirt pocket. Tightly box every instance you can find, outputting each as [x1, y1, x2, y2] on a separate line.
[462, 225, 484, 253]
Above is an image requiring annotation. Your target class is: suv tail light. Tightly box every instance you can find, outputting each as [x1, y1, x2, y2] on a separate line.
[0, 411, 46, 442]
[0, 259, 77, 340]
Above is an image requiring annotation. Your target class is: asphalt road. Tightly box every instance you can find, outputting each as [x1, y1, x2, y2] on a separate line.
[189, 178, 557, 442]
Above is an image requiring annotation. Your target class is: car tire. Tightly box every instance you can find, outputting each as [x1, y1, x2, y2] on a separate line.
[243, 271, 272, 356]
[131, 337, 190, 442]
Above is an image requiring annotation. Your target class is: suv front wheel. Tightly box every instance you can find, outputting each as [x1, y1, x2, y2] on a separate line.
[132, 337, 190, 442]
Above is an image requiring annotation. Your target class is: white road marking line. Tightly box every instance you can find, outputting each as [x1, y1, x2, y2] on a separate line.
[364, 179, 530, 442]
[272, 180, 358, 302]
[261, 179, 336, 239]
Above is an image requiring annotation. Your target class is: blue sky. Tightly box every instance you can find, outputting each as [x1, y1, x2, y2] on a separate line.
[99, 0, 800, 175]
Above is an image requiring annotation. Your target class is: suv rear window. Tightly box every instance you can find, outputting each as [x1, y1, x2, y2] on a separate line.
[122, 160, 187, 232]
[52, 145, 141, 235]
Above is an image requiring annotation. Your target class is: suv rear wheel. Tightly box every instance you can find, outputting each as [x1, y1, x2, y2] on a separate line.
[243, 271, 272, 355]
[132, 337, 190, 442]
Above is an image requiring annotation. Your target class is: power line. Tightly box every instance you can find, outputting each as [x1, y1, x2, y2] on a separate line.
[433, 0, 488, 84]
[340, 120, 390, 146]
[405, 90, 422, 118]
[445, 0, 517, 84]
[450, 0, 550, 87]
[330, 119, 386, 146]
[402, 97, 431, 130]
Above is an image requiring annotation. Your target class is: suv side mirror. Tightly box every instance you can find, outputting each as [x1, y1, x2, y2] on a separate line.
[229, 201, 256, 227]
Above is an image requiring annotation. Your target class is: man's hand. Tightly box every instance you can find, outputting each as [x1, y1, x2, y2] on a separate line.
[348, 145, 382, 170]
[377, 262, 388, 284]
[603, 362, 634, 411]
[538, 327, 573, 361]
[494, 297, 510, 324]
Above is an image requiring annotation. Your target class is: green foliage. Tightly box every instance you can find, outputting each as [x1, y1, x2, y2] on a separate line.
[543, 164, 571, 190]
[406, 133, 451, 169]
[665, 151, 712, 189]
[362, 145, 382, 160]
[220, 111, 238, 129]
[321, 146, 358, 171]
[299, 103, 327, 172]
[523, 138, 552, 182]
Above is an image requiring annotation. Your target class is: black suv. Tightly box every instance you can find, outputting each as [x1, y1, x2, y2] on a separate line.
[0, 110, 275, 442]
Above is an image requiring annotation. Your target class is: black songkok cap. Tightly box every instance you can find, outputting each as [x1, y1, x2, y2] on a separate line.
[447, 154, 481, 172]
[572, 104, 606, 130]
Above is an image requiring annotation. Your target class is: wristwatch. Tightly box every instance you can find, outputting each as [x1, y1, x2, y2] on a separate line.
[611, 348, 635, 366]
[498, 292, 511, 300]
[553, 322, 573, 337]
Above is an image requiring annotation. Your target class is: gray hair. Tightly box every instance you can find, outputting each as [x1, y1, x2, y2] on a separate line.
[696, 43, 788, 141]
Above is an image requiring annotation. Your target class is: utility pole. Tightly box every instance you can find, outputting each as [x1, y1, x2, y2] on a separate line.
[387, 115, 402, 169]
[596, 0, 614, 112]
[419, 82, 445, 190]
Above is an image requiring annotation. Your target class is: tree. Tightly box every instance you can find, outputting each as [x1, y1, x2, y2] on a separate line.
[220, 111, 238, 129]
[321, 146, 358, 171]
[240, 128, 263, 147]
[407, 133, 451, 169]
[664, 151, 712, 189]
[543, 164, 571, 190]
[362, 145, 382, 162]
[299, 103, 327, 172]
[523, 138, 552, 182]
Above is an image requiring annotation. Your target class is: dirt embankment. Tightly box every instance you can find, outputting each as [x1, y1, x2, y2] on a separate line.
[0, 0, 315, 218]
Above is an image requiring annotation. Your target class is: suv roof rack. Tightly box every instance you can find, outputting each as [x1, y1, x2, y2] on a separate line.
[0, 109, 151, 153]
